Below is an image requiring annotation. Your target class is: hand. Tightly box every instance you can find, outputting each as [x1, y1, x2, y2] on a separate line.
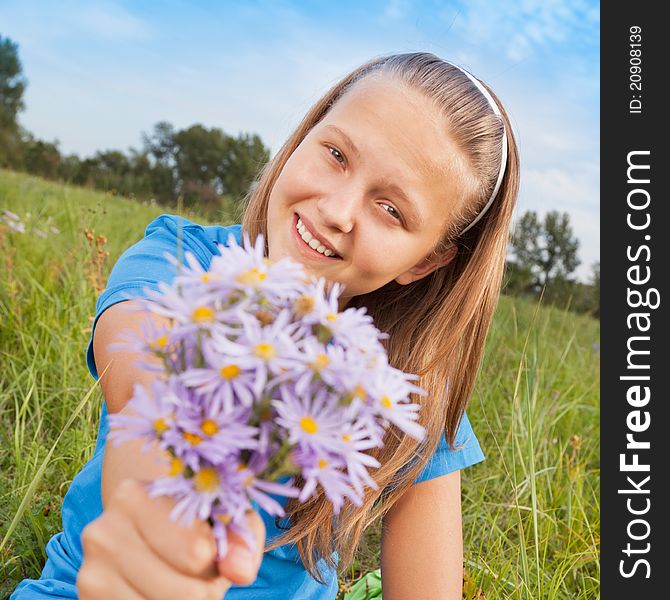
[78, 479, 266, 600]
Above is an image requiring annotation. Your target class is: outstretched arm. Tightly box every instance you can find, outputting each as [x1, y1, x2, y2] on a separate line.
[380, 470, 463, 599]
[78, 301, 265, 599]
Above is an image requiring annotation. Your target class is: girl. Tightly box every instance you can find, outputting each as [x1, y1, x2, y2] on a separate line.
[12, 52, 519, 599]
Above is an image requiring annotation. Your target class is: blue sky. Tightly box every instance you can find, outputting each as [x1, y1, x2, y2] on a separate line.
[1, 0, 599, 280]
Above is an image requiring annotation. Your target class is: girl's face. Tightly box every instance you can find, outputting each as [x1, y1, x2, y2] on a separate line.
[266, 77, 470, 305]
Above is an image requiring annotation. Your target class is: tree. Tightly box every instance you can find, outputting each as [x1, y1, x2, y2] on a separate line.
[143, 121, 177, 168]
[218, 133, 270, 201]
[0, 35, 26, 128]
[589, 261, 600, 318]
[0, 34, 28, 167]
[142, 121, 178, 203]
[508, 210, 581, 294]
[23, 136, 61, 178]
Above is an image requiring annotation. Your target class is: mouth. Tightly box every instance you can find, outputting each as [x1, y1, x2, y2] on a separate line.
[292, 213, 342, 260]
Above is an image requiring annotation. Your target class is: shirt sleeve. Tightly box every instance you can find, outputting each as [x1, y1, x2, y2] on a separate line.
[414, 412, 485, 484]
[85, 214, 230, 380]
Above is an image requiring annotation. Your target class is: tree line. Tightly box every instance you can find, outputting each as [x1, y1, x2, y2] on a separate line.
[1, 33, 599, 317]
[505, 211, 599, 317]
[0, 35, 269, 215]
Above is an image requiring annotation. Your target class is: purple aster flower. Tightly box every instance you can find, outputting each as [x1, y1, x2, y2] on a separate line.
[210, 504, 256, 557]
[293, 447, 361, 514]
[365, 369, 426, 441]
[164, 403, 258, 470]
[109, 314, 174, 373]
[220, 231, 307, 302]
[170, 252, 233, 294]
[336, 418, 382, 496]
[150, 461, 240, 524]
[296, 278, 387, 350]
[213, 309, 302, 399]
[289, 337, 350, 398]
[143, 282, 237, 342]
[6, 219, 26, 233]
[108, 379, 180, 449]
[2, 209, 20, 221]
[179, 337, 259, 413]
[273, 385, 346, 456]
[235, 464, 299, 517]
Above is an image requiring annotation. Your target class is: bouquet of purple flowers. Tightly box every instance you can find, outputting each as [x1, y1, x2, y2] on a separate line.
[108, 232, 426, 556]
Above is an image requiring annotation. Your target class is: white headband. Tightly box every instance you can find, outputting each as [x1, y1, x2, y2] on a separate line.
[452, 64, 508, 235]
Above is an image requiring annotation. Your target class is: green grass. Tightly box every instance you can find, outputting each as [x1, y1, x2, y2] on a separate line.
[0, 169, 599, 599]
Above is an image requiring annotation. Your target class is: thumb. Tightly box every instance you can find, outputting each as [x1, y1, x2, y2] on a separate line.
[217, 511, 266, 586]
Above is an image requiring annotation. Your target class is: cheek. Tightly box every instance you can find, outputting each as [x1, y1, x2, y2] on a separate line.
[355, 231, 430, 285]
[277, 150, 325, 195]
[352, 234, 403, 279]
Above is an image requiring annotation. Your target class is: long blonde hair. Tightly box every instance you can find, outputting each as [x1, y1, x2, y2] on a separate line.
[242, 52, 520, 580]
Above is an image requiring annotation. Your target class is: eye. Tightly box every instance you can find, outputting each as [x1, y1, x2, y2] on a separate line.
[327, 146, 346, 166]
[381, 203, 403, 222]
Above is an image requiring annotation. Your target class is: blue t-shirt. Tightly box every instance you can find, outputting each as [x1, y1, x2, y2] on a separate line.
[12, 214, 484, 600]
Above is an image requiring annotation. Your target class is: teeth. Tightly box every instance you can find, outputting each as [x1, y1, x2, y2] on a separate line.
[295, 217, 338, 258]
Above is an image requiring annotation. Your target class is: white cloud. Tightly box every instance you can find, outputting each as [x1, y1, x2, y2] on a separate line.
[520, 164, 599, 280]
[68, 2, 154, 41]
[0, 0, 153, 47]
[384, 0, 412, 21]
[450, 0, 598, 62]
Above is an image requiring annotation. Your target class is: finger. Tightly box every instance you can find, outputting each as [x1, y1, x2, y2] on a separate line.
[78, 561, 144, 600]
[111, 479, 219, 577]
[217, 511, 266, 586]
[84, 506, 231, 600]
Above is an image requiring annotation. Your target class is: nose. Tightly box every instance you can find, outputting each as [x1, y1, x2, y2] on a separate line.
[316, 184, 361, 234]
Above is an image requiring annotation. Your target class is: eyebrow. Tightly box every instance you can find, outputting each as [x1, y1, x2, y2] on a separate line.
[324, 125, 360, 158]
[378, 179, 424, 229]
[324, 125, 424, 229]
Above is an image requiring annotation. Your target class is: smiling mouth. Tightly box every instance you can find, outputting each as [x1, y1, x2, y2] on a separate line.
[294, 214, 342, 259]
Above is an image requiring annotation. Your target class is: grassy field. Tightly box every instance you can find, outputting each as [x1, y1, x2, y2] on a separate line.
[0, 169, 599, 599]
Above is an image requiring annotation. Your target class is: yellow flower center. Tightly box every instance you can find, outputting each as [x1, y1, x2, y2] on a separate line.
[217, 513, 232, 525]
[200, 272, 221, 283]
[182, 432, 203, 445]
[255, 310, 275, 326]
[310, 353, 330, 370]
[192, 306, 215, 323]
[300, 416, 318, 435]
[254, 342, 276, 360]
[293, 295, 315, 316]
[219, 364, 241, 380]
[153, 418, 169, 434]
[380, 395, 392, 409]
[194, 467, 220, 493]
[354, 385, 367, 399]
[326, 313, 338, 322]
[236, 267, 267, 286]
[201, 419, 219, 436]
[149, 335, 169, 350]
[342, 434, 351, 442]
[318, 458, 328, 469]
[169, 457, 184, 477]
[243, 475, 255, 487]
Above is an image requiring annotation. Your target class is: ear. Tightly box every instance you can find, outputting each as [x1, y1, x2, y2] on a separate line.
[395, 244, 457, 286]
